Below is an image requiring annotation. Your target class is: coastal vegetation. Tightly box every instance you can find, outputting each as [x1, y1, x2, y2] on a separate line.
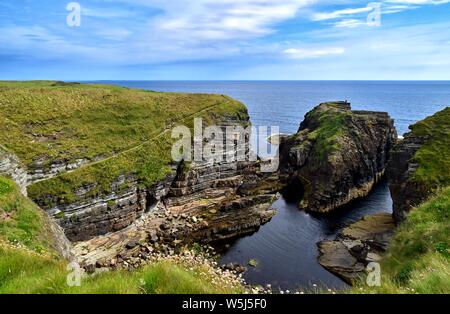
[353, 187, 450, 294]
[409, 107, 450, 190]
[0, 176, 244, 294]
[353, 107, 450, 294]
[0, 82, 448, 294]
[0, 81, 248, 208]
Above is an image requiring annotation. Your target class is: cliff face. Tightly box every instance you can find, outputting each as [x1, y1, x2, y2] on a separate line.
[0, 146, 28, 195]
[279, 102, 397, 213]
[27, 102, 276, 242]
[387, 107, 450, 223]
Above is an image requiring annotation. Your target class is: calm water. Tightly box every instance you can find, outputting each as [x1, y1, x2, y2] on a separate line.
[94, 81, 450, 290]
[94, 80, 450, 135]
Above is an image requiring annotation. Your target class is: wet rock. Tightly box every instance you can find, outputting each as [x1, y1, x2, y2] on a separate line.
[318, 213, 396, 285]
[318, 241, 365, 285]
[221, 263, 247, 273]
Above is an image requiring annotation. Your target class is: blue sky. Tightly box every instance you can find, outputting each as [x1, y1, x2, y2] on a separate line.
[0, 0, 449, 80]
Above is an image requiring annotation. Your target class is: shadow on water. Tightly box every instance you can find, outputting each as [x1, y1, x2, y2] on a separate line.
[216, 179, 393, 291]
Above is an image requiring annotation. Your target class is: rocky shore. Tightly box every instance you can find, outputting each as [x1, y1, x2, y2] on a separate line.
[318, 213, 396, 284]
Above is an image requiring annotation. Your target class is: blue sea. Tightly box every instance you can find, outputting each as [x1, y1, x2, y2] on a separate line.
[94, 80, 450, 136]
[94, 81, 450, 291]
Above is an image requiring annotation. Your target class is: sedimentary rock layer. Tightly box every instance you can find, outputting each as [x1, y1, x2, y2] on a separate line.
[387, 107, 450, 223]
[279, 102, 397, 213]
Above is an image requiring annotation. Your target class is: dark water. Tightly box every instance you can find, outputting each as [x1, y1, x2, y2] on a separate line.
[92, 81, 450, 289]
[218, 181, 392, 290]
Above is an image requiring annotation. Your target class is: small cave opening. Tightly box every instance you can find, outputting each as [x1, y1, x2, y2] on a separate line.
[145, 192, 158, 213]
[281, 176, 305, 204]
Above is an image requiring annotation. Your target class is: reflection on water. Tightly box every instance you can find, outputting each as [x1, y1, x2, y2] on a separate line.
[218, 180, 393, 291]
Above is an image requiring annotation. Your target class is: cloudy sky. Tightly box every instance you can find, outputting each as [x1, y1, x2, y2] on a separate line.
[0, 0, 449, 80]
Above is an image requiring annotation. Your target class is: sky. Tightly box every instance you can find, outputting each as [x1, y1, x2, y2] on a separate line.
[0, 0, 449, 80]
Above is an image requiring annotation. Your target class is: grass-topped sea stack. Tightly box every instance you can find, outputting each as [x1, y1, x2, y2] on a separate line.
[278, 102, 397, 213]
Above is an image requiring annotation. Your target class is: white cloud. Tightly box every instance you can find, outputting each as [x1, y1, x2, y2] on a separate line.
[312, 7, 372, 21]
[385, 0, 450, 4]
[284, 46, 345, 58]
[150, 0, 317, 41]
[333, 19, 368, 28]
[311, 0, 450, 28]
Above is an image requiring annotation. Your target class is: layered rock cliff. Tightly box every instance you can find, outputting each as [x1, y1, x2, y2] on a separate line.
[279, 102, 397, 213]
[387, 107, 450, 223]
[24, 93, 276, 242]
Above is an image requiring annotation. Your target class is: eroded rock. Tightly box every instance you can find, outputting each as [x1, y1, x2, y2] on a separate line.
[279, 102, 397, 213]
[318, 213, 396, 285]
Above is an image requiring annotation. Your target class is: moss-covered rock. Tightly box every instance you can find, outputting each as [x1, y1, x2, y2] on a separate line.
[387, 107, 450, 222]
[279, 101, 397, 213]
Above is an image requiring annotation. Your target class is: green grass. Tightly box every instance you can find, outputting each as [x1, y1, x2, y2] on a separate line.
[0, 81, 249, 209]
[0, 81, 247, 167]
[0, 177, 243, 294]
[352, 187, 450, 294]
[0, 176, 55, 253]
[0, 245, 243, 294]
[409, 107, 450, 191]
[294, 102, 351, 166]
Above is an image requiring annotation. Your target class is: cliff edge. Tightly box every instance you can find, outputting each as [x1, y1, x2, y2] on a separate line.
[387, 107, 450, 223]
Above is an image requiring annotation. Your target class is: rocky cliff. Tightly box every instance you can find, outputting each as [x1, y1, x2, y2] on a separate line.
[387, 107, 450, 223]
[279, 102, 397, 213]
[18, 92, 276, 242]
[0, 146, 28, 195]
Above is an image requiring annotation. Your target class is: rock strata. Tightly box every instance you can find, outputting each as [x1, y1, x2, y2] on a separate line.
[387, 107, 450, 223]
[279, 102, 397, 213]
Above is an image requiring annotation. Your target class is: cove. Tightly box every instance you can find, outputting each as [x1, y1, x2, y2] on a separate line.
[217, 180, 393, 291]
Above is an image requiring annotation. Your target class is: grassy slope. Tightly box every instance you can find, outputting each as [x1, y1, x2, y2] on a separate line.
[353, 187, 450, 294]
[353, 108, 450, 294]
[0, 176, 243, 294]
[0, 81, 249, 208]
[409, 107, 450, 190]
[0, 81, 246, 166]
[0, 176, 58, 253]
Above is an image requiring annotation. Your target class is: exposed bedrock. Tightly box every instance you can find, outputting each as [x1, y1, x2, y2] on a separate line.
[24, 100, 398, 264]
[278, 102, 397, 213]
[318, 213, 396, 285]
[0, 146, 28, 195]
[30, 112, 279, 242]
[387, 133, 428, 223]
[387, 107, 450, 223]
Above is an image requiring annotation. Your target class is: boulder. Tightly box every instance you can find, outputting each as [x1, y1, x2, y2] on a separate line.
[318, 213, 396, 285]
